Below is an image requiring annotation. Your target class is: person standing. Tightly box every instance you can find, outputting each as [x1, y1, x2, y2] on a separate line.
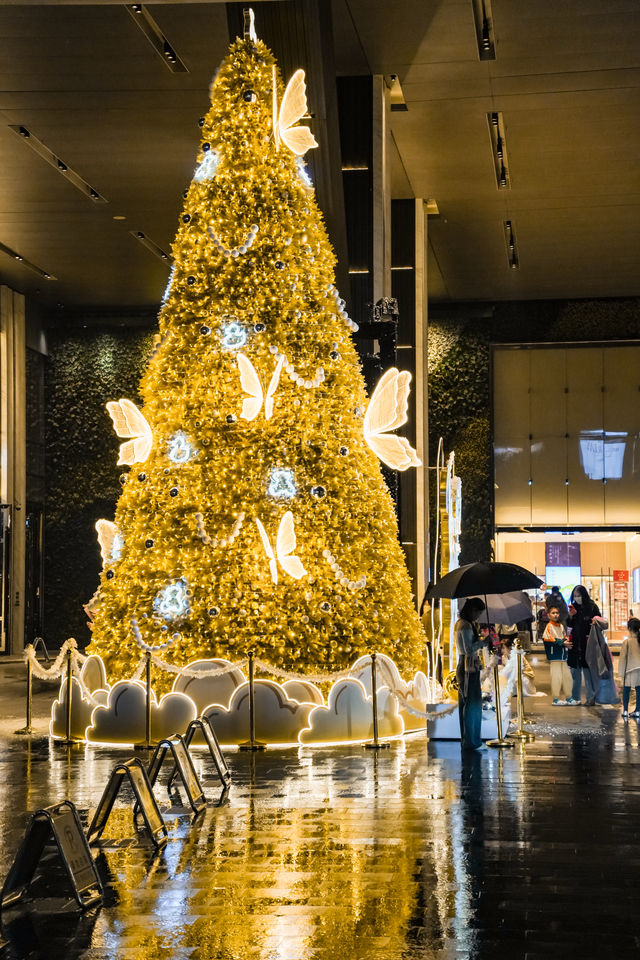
[455, 598, 487, 751]
[547, 586, 569, 624]
[618, 618, 640, 719]
[543, 604, 574, 705]
[567, 585, 600, 705]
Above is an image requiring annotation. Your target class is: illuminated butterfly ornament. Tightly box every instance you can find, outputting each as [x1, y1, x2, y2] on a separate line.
[363, 368, 422, 471]
[237, 352, 285, 421]
[272, 68, 318, 156]
[106, 398, 153, 465]
[255, 512, 307, 585]
[95, 519, 123, 565]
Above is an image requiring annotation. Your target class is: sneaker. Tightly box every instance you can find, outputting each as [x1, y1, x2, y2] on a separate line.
[630, 711, 640, 719]
[564, 697, 580, 705]
[622, 711, 629, 719]
[552, 698, 566, 706]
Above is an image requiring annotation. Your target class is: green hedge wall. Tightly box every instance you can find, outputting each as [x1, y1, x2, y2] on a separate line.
[45, 327, 154, 646]
[428, 297, 640, 565]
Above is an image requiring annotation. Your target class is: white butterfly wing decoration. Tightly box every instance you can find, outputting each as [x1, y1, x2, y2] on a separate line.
[363, 368, 422, 471]
[237, 353, 264, 421]
[95, 519, 117, 565]
[255, 513, 307, 584]
[275, 511, 307, 580]
[276, 69, 318, 156]
[106, 398, 152, 465]
[255, 518, 279, 585]
[237, 354, 284, 421]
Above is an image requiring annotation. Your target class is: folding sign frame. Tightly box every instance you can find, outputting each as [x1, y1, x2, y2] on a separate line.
[87, 757, 168, 849]
[144, 734, 206, 816]
[1, 800, 102, 913]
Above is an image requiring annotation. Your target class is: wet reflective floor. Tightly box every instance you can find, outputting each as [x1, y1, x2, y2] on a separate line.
[2, 669, 640, 958]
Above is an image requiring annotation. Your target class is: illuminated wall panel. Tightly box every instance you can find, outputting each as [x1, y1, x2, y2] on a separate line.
[493, 344, 640, 527]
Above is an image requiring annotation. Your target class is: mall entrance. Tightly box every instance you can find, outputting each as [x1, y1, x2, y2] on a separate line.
[494, 531, 640, 645]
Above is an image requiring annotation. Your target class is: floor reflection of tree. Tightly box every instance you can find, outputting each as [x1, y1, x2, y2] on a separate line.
[88, 750, 468, 959]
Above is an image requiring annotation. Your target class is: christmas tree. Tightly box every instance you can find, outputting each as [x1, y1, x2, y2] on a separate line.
[88, 16, 426, 689]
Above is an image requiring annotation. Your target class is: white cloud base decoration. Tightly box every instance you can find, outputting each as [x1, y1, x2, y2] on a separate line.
[49, 652, 489, 747]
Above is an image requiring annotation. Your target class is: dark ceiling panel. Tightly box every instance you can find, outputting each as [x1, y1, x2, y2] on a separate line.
[1, 0, 639, 307]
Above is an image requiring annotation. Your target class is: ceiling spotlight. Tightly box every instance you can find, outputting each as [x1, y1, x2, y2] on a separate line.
[487, 112, 511, 190]
[503, 219, 519, 270]
[472, 0, 496, 60]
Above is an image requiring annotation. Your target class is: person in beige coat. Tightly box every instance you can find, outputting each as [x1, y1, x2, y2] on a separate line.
[618, 618, 640, 719]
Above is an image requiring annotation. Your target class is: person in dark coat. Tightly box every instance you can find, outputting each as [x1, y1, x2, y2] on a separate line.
[455, 598, 487, 751]
[567, 585, 600, 705]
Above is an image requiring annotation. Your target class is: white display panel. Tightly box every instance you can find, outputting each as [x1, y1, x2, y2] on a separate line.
[494, 344, 640, 527]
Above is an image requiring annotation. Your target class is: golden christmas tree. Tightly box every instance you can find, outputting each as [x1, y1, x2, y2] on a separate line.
[88, 17, 426, 687]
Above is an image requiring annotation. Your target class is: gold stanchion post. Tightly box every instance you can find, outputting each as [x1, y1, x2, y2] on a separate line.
[239, 650, 266, 751]
[508, 641, 535, 742]
[365, 653, 390, 750]
[145, 650, 152, 748]
[15, 645, 34, 735]
[62, 645, 74, 745]
[487, 661, 514, 749]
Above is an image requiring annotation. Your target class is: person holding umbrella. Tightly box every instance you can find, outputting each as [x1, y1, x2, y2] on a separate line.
[455, 597, 488, 751]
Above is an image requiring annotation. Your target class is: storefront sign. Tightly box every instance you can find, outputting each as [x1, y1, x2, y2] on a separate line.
[613, 570, 629, 630]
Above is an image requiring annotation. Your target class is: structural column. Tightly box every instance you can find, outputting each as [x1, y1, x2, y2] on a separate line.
[0, 286, 26, 654]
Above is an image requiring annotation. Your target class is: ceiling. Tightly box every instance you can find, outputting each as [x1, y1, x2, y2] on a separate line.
[1, 0, 639, 311]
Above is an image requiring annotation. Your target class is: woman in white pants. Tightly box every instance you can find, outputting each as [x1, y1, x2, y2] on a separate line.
[543, 605, 574, 705]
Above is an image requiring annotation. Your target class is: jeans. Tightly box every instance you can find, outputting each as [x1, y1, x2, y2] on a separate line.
[456, 662, 483, 750]
[570, 666, 595, 704]
[622, 685, 640, 711]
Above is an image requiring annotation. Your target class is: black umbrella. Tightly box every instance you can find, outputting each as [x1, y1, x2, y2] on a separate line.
[426, 561, 542, 601]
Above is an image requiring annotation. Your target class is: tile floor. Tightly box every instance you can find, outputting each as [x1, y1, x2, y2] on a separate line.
[1, 660, 640, 959]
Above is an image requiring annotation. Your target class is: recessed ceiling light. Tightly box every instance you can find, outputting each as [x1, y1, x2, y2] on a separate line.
[113, 215, 126, 221]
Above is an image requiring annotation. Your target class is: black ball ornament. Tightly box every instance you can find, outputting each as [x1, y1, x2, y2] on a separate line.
[187, 276, 196, 285]
[145, 539, 154, 548]
[339, 446, 349, 456]
[200, 325, 211, 335]
[183, 214, 191, 223]
[198, 117, 205, 127]
[208, 607, 220, 617]
[242, 90, 257, 102]
[138, 472, 146, 482]
[329, 350, 339, 360]
[254, 322, 265, 332]
[106, 570, 114, 580]
[311, 485, 327, 498]
[275, 260, 285, 270]
[226, 414, 237, 423]
[202, 142, 211, 152]
[119, 473, 127, 485]
[169, 487, 178, 497]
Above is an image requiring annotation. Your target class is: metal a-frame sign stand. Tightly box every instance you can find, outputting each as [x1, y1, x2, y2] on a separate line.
[87, 757, 168, 849]
[170, 716, 231, 793]
[1, 800, 102, 914]
[143, 734, 206, 817]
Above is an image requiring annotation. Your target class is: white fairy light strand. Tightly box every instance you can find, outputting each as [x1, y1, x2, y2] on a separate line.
[268, 344, 325, 390]
[208, 223, 259, 259]
[148, 653, 250, 677]
[321, 548, 367, 592]
[132, 617, 180, 653]
[328, 285, 359, 332]
[195, 511, 245, 548]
